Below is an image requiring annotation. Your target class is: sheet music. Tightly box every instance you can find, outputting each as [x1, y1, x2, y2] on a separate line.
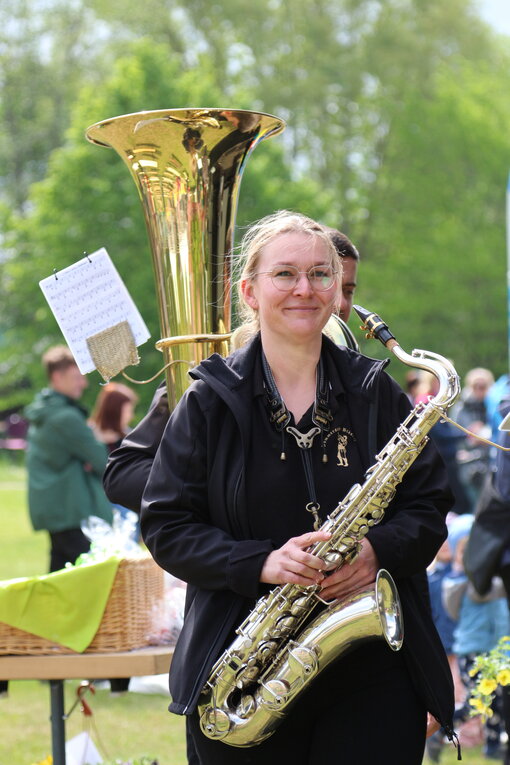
[40, 248, 151, 374]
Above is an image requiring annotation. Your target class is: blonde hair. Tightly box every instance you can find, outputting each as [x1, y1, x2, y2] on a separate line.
[232, 211, 340, 348]
[464, 367, 494, 390]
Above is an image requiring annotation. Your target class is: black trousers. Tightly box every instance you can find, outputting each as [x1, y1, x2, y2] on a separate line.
[49, 527, 90, 572]
[187, 642, 427, 765]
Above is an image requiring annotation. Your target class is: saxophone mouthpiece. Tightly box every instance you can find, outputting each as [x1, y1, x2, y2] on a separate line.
[353, 305, 397, 348]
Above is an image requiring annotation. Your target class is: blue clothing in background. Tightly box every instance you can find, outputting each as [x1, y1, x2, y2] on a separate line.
[428, 560, 456, 654]
[443, 571, 510, 656]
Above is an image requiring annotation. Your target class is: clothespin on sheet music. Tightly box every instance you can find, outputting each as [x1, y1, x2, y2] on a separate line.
[39, 248, 151, 382]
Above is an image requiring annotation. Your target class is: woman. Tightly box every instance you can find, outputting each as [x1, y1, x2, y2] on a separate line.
[89, 382, 138, 452]
[141, 211, 456, 764]
[90, 381, 139, 695]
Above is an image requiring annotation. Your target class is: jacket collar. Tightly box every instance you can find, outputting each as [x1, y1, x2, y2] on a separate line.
[190, 332, 390, 402]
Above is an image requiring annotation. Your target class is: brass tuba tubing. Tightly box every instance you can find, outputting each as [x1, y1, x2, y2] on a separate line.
[86, 108, 285, 408]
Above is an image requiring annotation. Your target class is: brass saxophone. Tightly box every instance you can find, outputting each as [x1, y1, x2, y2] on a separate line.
[198, 305, 461, 747]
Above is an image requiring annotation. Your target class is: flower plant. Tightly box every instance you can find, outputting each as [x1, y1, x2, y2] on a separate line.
[469, 635, 510, 719]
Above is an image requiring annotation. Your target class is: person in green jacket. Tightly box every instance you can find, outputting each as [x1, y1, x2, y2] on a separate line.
[25, 345, 113, 572]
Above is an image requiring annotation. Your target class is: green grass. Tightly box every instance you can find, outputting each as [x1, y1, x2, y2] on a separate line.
[0, 458, 485, 764]
[0, 458, 186, 764]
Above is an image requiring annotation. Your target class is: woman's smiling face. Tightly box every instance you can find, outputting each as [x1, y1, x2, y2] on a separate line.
[241, 231, 341, 344]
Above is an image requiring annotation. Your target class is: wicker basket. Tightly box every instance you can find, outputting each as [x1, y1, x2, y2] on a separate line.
[0, 556, 165, 655]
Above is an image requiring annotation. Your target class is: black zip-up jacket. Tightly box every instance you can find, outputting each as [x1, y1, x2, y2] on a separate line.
[118, 335, 455, 733]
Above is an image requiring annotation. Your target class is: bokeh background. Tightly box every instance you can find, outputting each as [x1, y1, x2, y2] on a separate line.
[1, 0, 510, 416]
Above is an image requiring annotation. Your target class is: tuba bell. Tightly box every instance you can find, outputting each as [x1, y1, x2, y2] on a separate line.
[86, 108, 286, 408]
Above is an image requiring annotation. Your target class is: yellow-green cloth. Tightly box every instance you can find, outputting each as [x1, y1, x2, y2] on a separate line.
[0, 557, 121, 652]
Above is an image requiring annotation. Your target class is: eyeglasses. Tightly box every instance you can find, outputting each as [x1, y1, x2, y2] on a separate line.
[254, 265, 338, 292]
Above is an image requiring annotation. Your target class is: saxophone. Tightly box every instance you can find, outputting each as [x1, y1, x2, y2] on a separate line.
[198, 305, 460, 747]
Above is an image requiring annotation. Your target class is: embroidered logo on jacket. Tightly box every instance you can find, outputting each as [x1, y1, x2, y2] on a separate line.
[324, 427, 356, 467]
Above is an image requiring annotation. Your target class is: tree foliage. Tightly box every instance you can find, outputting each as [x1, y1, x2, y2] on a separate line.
[1, 0, 510, 413]
[0, 40, 331, 412]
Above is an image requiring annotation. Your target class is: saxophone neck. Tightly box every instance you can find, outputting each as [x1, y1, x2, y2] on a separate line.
[353, 305, 461, 410]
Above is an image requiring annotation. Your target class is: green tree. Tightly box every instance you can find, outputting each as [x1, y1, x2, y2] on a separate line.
[0, 40, 330, 413]
[0, 0, 116, 211]
[357, 56, 510, 382]
[2, 0, 510, 413]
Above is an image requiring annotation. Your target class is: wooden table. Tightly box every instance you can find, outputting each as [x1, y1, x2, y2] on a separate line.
[0, 645, 173, 765]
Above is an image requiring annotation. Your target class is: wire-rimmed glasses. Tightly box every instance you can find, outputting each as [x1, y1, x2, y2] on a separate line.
[254, 264, 338, 292]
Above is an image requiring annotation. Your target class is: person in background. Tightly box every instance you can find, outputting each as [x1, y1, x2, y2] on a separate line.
[0, 348, 113, 701]
[405, 370, 422, 404]
[25, 346, 113, 572]
[103, 224, 361, 514]
[89, 383, 140, 539]
[426, 517, 477, 761]
[139, 210, 455, 765]
[454, 368, 495, 510]
[440, 514, 510, 762]
[428, 535, 458, 676]
[491, 388, 510, 765]
[322, 225, 360, 350]
[426, 537, 457, 763]
[89, 382, 138, 453]
[414, 371, 471, 516]
[89, 380, 139, 695]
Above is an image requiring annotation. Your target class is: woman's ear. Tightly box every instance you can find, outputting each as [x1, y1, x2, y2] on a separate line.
[241, 277, 258, 310]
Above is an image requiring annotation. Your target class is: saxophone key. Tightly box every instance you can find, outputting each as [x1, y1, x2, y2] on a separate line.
[343, 543, 362, 564]
[289, 595, 312, 615]
[201, 707, 231, 737]
[236, 663, 260, 687]
[257, 639, 279, 662]
[259, 680, 289, 708]
[288, 644, 318, 677]
[236, 693, 257, 719]
[272, 614, 297, 636]
[322, 549, 343, 567]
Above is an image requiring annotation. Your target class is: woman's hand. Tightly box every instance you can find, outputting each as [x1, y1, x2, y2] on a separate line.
[318, 538, 379, 601]
[426, 713, 441, 738]
[260, 530, 331, 586]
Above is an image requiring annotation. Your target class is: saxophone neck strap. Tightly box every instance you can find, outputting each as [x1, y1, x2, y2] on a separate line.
[261, 350, 333, 530]
[261, 351, 332, 437]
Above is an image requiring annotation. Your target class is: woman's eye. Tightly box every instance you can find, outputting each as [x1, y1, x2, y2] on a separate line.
[311, 268, 330, 279]
[273, 269, 295, 278]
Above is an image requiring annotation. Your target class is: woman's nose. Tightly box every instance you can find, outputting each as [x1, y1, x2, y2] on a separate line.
[293, 272, 313, 293]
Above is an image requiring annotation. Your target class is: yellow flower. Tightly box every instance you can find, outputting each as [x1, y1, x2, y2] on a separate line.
[478, 678, 498, 696]
[496, 669, 510, 686]
[468, 667, 478, 677]
[469, 697, 487, 713]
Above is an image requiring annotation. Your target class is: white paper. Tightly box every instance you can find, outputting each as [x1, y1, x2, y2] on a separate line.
[65, 731, 103, 765]
[40, 248, 150, 374]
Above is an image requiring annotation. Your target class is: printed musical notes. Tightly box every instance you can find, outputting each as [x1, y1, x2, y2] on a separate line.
[39, 248, 151, 374]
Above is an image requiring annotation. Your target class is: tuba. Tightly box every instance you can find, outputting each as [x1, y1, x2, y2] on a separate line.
[85, 108, 285, 408]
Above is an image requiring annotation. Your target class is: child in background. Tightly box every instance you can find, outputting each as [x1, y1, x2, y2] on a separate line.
[443, 514, 510, 761]
[428, 531, 457, 664]
[426, 524, 461, 762]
